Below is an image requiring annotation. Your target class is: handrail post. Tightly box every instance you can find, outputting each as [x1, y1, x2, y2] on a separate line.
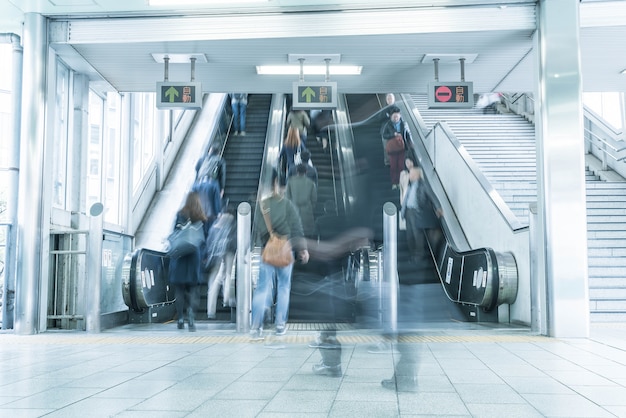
[382, 202, 398, 335]
[236, 202, 252, 333]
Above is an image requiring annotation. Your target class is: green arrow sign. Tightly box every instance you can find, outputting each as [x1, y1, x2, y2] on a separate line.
[301, 86, 316, 102]
[164, 86, 180, 102]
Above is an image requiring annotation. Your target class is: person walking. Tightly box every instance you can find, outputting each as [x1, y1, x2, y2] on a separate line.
[168, 192, 207, 332]
[250, 170, 309, 340]
[400, 167, 443, 264]
[230, 93, 248, 135]
[286, 164, 317, 238]
[381, 106, 412, 187]
[279, 126, 307, 175]
[286, 107, 311, 144]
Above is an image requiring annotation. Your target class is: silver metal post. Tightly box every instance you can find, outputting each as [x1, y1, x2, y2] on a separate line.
[459, 57, 465, 81]
[236, 202, 252, 333]
[382, 202, 398, 334]
[163, 56, 169, 82]
[190, 57, 196, 82]
[299, 58, 305, 82]
[324, 58, 330, 82]
[433, 58, 440, 82]
[86, 203, 104, 333]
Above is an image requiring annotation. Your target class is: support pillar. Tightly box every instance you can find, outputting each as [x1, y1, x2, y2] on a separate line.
[15, 13, 47, 335]
[535, 0, 589, 337]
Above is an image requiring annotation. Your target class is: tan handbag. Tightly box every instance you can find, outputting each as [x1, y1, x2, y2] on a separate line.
[261, 202, 294, 267]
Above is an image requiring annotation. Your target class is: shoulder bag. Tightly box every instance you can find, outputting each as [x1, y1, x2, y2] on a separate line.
[385, 133, 405, 154]
[167, 220, 204, 259]
[261, 201, 294, 267]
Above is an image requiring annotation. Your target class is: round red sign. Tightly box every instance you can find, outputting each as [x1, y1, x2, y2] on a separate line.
[435, 86, 452, 103]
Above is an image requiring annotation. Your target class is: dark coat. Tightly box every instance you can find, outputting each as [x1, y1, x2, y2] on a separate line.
[168, 213, 204, 285]
[279, 143, 307, 173]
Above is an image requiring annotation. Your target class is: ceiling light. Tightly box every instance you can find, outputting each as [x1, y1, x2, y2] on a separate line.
[621, 69, 626, 74]
[149, 0, 267, 5]
[256, 65, 362, 75]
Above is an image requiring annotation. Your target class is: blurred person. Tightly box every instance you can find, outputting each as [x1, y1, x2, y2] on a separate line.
[195, 145, 226, 198]
[311, 109, 334, 152]
[168, 192, 207, 332]
[279, 126, 307, 174]
[306, 226, 373, 378]
[250, 169, 309, 340]
[286, 164, 318, 238]
[286, 107, 311, 144]
[288, 149, 318, 187]
[400, 167, 444, 264]
[230, 93, 248, 135]
[381, 106, 409, 188]
[205, 211, 236, 319]
[476, 92, 502, 114]
[398, 156, 416, 230]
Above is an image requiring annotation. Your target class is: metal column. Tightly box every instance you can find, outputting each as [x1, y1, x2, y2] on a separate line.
[15, 13, 47, 335]
[535, 0, 589, 337]
[382, 202, 398, 335]
[236, 202, 252, 333]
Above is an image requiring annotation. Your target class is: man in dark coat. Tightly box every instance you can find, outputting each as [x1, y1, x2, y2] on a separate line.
[400, 167, 443, 264]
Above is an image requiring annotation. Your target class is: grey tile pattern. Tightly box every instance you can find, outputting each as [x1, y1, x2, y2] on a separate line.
[0, 324, 625, 417]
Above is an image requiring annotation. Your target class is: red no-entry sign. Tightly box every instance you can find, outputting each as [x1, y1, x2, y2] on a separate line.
[435, 85, 452, 102]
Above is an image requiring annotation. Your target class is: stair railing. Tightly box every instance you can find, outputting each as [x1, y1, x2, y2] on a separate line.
[583, 106, 626, 175]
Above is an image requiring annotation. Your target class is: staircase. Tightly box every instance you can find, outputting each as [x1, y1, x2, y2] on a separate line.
[410, 94, 626, 322]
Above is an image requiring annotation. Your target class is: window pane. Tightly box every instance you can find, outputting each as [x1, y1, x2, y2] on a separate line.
[52, 62, 70, 209]
[86, 90, 103, 211]
[104, 92, 122, 224]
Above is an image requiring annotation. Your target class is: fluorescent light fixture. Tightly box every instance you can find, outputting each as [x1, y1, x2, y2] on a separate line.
[149, 0, 267, 5]
[621, 69, 626, 74]
[256, 65, 362, 75]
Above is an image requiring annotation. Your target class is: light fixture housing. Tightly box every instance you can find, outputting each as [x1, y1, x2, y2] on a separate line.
[256, 65, 362, 75]
[149, 0, 267, 5]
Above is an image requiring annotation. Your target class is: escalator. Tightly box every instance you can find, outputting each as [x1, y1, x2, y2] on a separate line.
[223, 94, 272, 209]
[123, 94, 274, 322]
[345, 94, 515, 325]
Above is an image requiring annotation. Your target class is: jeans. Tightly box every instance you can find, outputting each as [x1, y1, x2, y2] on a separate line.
[231, 101, 247, 132]
[250, 260, 294, 330]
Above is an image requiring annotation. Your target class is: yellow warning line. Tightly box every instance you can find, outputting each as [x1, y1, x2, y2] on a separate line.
[0, 333, 554, 345]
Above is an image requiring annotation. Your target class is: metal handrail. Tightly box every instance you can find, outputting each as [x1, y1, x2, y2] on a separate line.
[583, 107, 626, 164]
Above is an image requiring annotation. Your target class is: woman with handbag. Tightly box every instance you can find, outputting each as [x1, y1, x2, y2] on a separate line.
[168, 192, 207, 331]
[250, 169, 309, 340]
[381, 106, 411, 189]
[278, 126, 307, 175]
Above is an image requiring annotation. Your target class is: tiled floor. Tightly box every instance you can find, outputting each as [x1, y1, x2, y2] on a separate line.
[1, 322, 625, 417]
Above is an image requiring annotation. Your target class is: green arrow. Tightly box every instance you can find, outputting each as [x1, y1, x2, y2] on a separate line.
[301, 87, 316, 103]
[165, 86, 179, 102]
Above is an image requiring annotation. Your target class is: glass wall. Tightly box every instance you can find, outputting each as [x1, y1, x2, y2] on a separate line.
[52, 61, 71, 209]
[132, 93, 156, 192]
[583, 92, 624, 131]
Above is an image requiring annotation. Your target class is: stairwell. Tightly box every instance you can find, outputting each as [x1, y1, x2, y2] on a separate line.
[410, 94, 626, 322]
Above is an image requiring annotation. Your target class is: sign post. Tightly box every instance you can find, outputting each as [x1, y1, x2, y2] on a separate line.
[156, 81, 202, 109]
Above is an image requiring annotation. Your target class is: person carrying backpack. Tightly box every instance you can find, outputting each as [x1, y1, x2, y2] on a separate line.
[195, 145, 226, 197]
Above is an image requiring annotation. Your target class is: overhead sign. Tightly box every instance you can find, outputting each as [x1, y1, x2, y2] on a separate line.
[156, 82, 202, 109]
[292, 82, 337, 109]
[427, 81, 474, 109]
